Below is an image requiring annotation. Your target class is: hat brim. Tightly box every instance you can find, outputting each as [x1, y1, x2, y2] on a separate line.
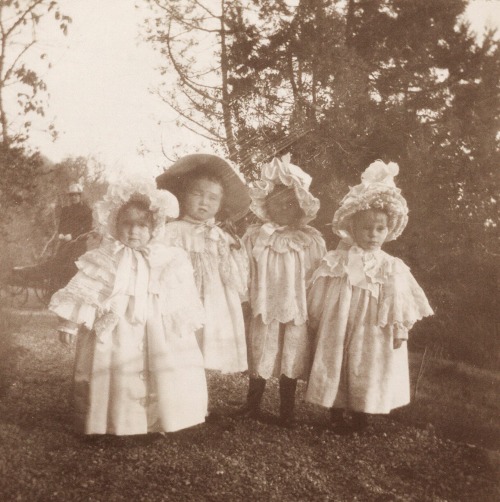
[156, 154, 250, 222]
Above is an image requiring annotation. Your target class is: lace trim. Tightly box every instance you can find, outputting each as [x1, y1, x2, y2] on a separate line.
[93, 311, 120, 342]
[246, 225, 326, 325]
[310, 249, 434, 328]
[378, 259, 434, 328]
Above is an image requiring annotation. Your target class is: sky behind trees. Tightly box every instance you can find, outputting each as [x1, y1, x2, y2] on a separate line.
[24, 0, 500, 177]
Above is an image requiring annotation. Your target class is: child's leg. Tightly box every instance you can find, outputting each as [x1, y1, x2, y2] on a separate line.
[278, 375, 297, 427]
[233, 377, 266, 418]
[330, 407, 346, 426]
[351, 411, 369, 431]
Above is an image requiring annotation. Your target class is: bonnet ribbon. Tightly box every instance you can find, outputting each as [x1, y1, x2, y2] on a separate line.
[102, 242, 150, 324]
[345, 245, 381, 299]
[183, 216, 225, 242]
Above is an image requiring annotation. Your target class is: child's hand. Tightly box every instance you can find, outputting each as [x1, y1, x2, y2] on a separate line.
[58, 330, 75, 346]
[393, 339, 405, 349]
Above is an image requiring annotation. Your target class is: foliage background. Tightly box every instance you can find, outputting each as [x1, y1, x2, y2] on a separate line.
[0, 0, 498, 369]
[143, 0, 499, 368]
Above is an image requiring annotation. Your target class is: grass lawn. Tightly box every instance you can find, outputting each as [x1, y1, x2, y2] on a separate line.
[0, 308, 498, 501]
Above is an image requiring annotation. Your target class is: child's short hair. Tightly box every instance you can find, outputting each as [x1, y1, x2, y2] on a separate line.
[182, 166, 226, 194]
[180, 167, 227, 219]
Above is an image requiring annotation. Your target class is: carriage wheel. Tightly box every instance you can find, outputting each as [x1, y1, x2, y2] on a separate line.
[8, 285, 29, 308]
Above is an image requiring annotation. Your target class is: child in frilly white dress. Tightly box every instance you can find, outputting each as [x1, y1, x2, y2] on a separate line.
[49, 178, 208, 436]
[235, 154, 327, 427]
[305, 160, 434, 432]
[157, 154, 251, 375]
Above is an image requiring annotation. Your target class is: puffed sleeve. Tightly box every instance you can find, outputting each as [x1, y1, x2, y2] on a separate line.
[49, 245, 116, 330]
[378, 257, 434, 333]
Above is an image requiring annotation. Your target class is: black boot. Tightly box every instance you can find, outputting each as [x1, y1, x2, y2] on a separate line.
[351, 411, 369, 432]
[278, 375, 297, 428]
[232, 377, 266, 419]
[329, 407, 352, 434]
[330, 408, 346, 427]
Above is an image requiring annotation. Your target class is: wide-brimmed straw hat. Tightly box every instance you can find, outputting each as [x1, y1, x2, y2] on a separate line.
[156, 153, 250, 222]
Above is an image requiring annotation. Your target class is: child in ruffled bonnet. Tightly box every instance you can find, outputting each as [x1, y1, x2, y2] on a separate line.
[235, 154, 327, 427]
[305, 160, 434, 432]
[49, 178, 208, 436]
[157, 154, 251, 378]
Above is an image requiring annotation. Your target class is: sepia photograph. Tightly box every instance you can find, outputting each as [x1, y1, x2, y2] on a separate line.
[0, 0, 498, 500]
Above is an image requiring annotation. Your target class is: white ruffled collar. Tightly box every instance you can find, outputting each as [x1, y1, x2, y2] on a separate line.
[323, 245, 386, 297]
[252, 222, 317, 260]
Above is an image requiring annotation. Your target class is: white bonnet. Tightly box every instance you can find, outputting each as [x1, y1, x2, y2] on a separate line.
[332, 160, 409, 243]
[94, 176, 179, 239]
[249, 154, 320, 225]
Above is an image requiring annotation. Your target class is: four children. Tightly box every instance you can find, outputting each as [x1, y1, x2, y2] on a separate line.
[50, 156, 433, 437]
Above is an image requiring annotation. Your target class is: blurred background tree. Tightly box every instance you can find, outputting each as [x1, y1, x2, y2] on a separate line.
[145, 0, 499, 368]
[0, 154, 107, 281]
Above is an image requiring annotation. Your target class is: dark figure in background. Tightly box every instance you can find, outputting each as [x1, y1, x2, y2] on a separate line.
[52, 184, 93, 290]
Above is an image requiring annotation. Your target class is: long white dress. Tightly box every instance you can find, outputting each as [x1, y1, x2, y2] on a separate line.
[49, 238, 208, 435]
[305, 245, 434, 414]
[243, 223, 327, 380]
[163, 219, 248, 373]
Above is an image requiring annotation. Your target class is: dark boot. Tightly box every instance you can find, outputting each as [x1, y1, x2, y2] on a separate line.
[351, 411, 369, 432]
[232, 377, 266, 418]
[330, 408, 346, 427]
[278, 375, 297, 428]
[329, 407, 352, 434]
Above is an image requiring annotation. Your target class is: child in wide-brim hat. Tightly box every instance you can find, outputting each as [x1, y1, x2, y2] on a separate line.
[50, 177, 207, 435]
[158, 154, 251, 376]
[235, 154, 327, 427]
[305, 160, 434, 432]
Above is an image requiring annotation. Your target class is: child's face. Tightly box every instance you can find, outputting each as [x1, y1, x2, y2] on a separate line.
[183, 178, 223, 222]
[352, 209, 389, 251]
[265, 186, 303, 226]
[117, 207, 152, 249]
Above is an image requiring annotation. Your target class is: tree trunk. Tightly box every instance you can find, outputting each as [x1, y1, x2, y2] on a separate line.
[219, 0, 237, 162]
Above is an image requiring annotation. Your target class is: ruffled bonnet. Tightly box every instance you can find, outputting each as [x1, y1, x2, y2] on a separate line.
[249, 154, 320, 225]
[332, 160, 408, 243]
[94, 176, 179, 239]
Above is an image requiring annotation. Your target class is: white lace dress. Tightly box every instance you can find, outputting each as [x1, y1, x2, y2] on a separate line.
[163, 219, 249, 373]
[243, 223, 327, 380]
[305, 245, 434, 413]
[49, 238, 207, 435]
